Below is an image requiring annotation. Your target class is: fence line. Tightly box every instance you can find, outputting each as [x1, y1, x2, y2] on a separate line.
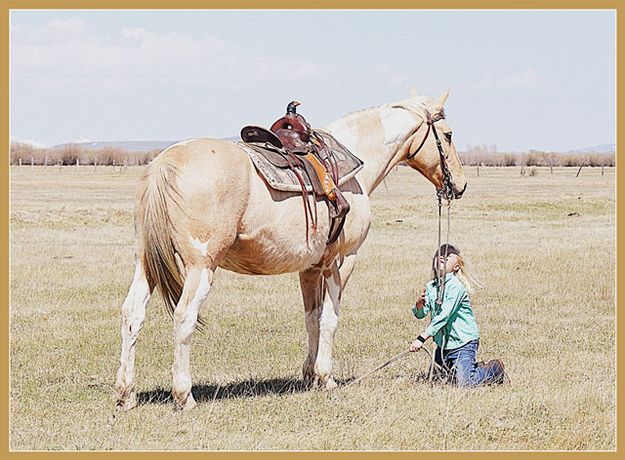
[11, 164, 615, 178]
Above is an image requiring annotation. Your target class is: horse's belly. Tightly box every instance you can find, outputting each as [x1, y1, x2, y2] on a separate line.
[218, 169, 369, 276]
[219, 229, 327, 275]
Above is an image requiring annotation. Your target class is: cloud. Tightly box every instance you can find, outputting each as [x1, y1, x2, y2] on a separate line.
[10, 18, 324, 91]
[11, 17, 89, 44]
[121, 27, 152, 41]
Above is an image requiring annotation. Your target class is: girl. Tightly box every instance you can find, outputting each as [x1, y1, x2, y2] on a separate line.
[409, 244, 505, 387]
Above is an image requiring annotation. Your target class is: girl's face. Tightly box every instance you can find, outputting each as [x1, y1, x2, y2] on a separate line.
[436, 253, 461, 274]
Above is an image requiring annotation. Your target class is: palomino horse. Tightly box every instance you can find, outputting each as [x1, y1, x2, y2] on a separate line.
[115, 91, 467, 411]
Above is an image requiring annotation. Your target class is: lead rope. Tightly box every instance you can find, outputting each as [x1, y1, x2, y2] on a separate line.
[428, 192, 453, 384]
[344, 346, 439, 388]
[345, 194, 453, 388]
[347, 114, 457, 388]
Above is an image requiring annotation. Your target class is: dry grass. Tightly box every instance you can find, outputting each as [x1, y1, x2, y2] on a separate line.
[9, 165, 615, 451]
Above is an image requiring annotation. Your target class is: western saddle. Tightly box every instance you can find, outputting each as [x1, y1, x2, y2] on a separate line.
[241, 101, 350, 244]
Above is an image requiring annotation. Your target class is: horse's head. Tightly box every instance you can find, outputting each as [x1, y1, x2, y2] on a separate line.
[395, 91, 467, 200]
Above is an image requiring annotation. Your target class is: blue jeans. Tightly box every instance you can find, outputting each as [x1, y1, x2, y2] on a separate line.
[435, 339, 502, 387]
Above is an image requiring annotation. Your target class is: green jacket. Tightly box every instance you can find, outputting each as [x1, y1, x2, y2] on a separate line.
[411, 272, 480, 350]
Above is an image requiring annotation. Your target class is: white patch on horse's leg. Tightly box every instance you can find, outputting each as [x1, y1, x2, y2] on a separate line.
[314, 268, 341, 389]
[172, 266, 212, 410]
[115, 262, 151, 411]
[188, 232, 209, 257]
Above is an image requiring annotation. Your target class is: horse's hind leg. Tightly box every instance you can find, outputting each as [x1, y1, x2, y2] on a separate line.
[314, 261, 342, 389]
[299, 259, 344, 389]
[115, 261, 152, 411]
[171, 265, 213, 410]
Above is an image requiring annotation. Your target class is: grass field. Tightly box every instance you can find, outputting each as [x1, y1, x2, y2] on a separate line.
[9, 164, 615, 451]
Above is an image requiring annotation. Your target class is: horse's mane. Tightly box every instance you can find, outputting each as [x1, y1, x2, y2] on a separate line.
[391, 95, 448, 121]
[335, 95, 435, 125]
[389, 95, 433, 112]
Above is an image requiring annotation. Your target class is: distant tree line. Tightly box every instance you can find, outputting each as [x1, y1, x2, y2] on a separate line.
[459, 144, 614, 167]
[9, 143, 160, 166]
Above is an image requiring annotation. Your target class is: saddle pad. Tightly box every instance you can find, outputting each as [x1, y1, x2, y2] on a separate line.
[238, 130, 364, 193]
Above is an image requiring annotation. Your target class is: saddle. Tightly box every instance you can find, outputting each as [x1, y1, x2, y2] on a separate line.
[269, 101, 312, 153]
[240, 101, 361, 244]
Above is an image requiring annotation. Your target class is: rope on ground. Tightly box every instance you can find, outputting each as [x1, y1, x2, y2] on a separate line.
[343, 345, 445, 388]
[343, 350, 411, 388]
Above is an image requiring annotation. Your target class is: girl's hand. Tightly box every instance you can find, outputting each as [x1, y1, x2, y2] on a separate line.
[409, 339, 424, 352]
[415, 287, 426, 308]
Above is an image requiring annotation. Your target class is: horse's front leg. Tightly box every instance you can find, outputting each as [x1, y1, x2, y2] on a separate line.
[299, 267, 323, 387]
[171, 265, 213, 410]
[314, 260, 342, 389]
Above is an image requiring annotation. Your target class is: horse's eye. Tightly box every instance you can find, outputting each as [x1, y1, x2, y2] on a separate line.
[444, 132, 452, 143]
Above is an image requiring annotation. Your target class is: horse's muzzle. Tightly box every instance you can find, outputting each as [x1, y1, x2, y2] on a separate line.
[453, 182, 467, 199]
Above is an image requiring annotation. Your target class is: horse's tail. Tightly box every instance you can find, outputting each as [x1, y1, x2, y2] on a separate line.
[137, 154, 206, 329]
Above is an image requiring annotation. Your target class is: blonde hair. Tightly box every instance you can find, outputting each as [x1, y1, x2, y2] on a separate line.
[453, 254, 484, 295]
[431, 247, 484, 295]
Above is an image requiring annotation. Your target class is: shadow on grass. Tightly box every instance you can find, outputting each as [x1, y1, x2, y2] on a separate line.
[137, 376, 348, 406]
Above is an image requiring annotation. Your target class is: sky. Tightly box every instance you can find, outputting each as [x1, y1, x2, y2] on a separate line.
[9, 10, 616, 152]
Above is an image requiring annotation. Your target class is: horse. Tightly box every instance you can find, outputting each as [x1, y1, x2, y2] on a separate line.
[115, 90, 467, 411]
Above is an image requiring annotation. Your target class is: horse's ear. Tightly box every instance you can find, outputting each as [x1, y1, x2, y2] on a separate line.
[410, 88, 418, 98]
[429, 89, 450, 121]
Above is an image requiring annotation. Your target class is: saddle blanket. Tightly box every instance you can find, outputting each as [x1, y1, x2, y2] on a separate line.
[238, 130, 364, 193]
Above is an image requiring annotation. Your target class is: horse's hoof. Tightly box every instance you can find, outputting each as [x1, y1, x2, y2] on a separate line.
[174, 393, 197, 411]
[325, 377, 338, 390]
[302, 360, 315, 387]
[116, 393, 137, 412]
[182, 395, 197, 411]
[302, 371, 315, 388]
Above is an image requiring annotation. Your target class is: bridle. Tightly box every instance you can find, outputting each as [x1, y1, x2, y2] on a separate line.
[405, 111, 455, 202]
